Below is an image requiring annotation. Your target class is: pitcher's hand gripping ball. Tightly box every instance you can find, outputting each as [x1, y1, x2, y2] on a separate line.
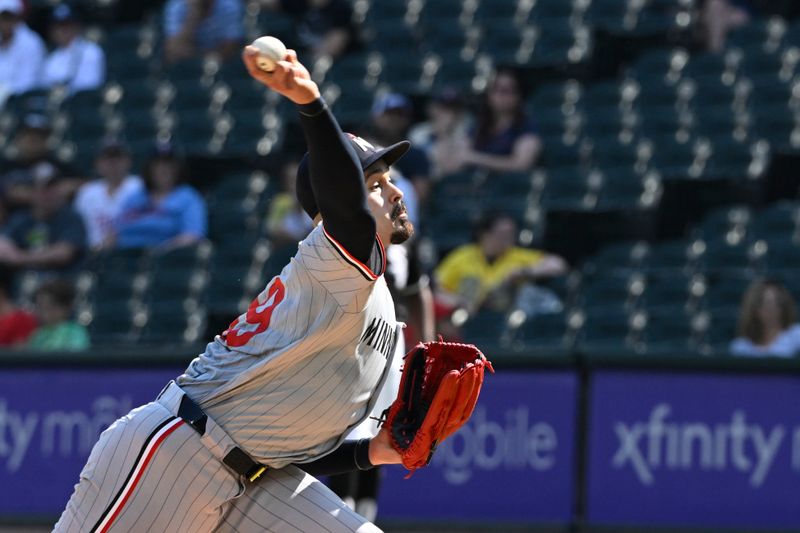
[251, 36, 287, 72]
[381, 340, 494, 476]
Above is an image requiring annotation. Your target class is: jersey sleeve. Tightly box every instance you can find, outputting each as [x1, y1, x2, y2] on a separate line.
[296, 224, 385, 307]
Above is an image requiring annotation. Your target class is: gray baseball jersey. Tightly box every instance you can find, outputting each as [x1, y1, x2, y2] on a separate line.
[177, 223, 399, 467]
[55, 224, 399, 533]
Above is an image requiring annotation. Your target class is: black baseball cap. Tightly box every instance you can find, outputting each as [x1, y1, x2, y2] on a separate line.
[296, 133, 410, 219]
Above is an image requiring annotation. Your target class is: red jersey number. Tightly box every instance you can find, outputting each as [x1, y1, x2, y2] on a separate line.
[223, 277, 286, 347]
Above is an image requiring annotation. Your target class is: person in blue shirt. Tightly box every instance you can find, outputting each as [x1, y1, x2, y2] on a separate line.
[730, 278, 800, 358]
[111, 142, 207, 250]
[448, 67, 542, 174]
[163, 0, 244, 64]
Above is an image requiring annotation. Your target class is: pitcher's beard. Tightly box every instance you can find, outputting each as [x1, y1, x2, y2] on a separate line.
[390, 218, 414, 244]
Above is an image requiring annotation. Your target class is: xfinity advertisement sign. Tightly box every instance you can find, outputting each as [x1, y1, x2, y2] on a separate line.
[0, 368, 178, 515]
[587, 371, 800, 529]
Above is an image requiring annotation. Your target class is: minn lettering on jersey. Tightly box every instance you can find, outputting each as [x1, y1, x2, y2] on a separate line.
[360, 317, 397, 360]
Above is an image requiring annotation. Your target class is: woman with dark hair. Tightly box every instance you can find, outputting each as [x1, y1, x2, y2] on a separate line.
[445, 67, 542, 174]
[730, 279, 800, 357]
[110, 143, 207, 250]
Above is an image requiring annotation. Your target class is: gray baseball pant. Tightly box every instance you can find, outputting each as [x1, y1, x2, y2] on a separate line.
[54, 382, 381, 532]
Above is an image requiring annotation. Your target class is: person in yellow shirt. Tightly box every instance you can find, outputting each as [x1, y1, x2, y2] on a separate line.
[435, 212, 568, 313]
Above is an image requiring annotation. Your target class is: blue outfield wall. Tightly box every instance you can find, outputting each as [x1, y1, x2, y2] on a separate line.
[1, 349, 799, 531]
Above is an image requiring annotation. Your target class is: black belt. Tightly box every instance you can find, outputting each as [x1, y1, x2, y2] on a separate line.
[177, 394, 268, 483]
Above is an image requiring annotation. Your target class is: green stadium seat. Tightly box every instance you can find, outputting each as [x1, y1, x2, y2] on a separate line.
[170, 82, 213, 112]
[91, 271, 140, 302]
[727, 18, 786, 51]
[691, 105, 738, 138]
[703, 138, 753, 180]
[461, 308, 509, 349]
[588, 138, 641, 168]
[698, 239, 759, 274]
[762, 236, 800, 274]
[540, 167, 589, 211]
[511, 312, 571, 352]
[377, 55, 425, 94]
[530, 0, 576, 21]
[88, 299, 138, 345]
[140, 300, 204, 344]
[693, 205, 752, 240]
[582, 107, 628, 138]
[703, 274, 753, 312]
[578, 309, 639, 355]
[580, 272, 643, 313]
[254, 9, 296, 45]
[641, 240, 694, 273]
[430, 54, 476, 88]
[648, 136, 696, 178]
[325, 53, 371, 86]
[582, 80, 624, 109]
[583, 0, 626, 28]
[690, 77, 735, 108]
[164, 57, 207, 83]
[683, 52, 728, 82]
[641, 274, 695, 312]
[118, 79, 159, 109]
[539, 137, 586, 168]
[583, 241, 650, 275]
[751, 202, 799, 238]
[642, 311, 696, 355]
[629, 48, 688, 83]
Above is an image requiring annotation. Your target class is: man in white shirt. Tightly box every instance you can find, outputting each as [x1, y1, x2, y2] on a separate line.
[73, 139, 143, 250]
[40, 4, 105, 94]
[0, 0, 46, 101]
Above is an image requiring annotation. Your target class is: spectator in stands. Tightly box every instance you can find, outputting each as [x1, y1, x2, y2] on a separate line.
[27, 278, 89, 351]
[0, 0, 46, 102]
[0, 162, 87, 275]
[0, 114, 77, 210]
[701, 0, 751, 52]
[163, 0, 244, 65]
[435, 211, 567, 314]
[263, 0, 360, 61]
[112, 142, 207, 250]
[73, 139, 143, 251]
[0, 266, 37, 347]
[409, 87, 472, 180]
[730, 279, 800, 358]
[365, 92, 432, 204]
[266, 157, 315, 247]
[450, 67, 542, 174]
[39, 4, 105, 94]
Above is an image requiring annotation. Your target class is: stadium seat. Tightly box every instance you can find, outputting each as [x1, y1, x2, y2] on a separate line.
[578, 309, 640, 354]
[539, 137, 587, 168]
[511, 311, 571, 352]
[539, 167, 590, 211]
[583, 240, 650, 275]
[694, 205, 752, 240]
[629, 48, 688, 84]
[642, 311, 697, 354]
[698, 239, 760, 274]
[703, 274, 752, 313]
[460, 308, 509, 349]
[751, 202, 800, 238]
[88, 300, 138, 345]
[641, 273, 696, 312]
[641, 240, 694, 273]
[727, 18, 787, 52]
[140, 300, 204, 344]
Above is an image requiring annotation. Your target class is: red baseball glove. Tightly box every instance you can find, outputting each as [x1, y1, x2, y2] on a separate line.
[381, 340, 494, 477]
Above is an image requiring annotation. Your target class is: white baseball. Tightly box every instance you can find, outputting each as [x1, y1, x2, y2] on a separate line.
[251, 36, 287, 72]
